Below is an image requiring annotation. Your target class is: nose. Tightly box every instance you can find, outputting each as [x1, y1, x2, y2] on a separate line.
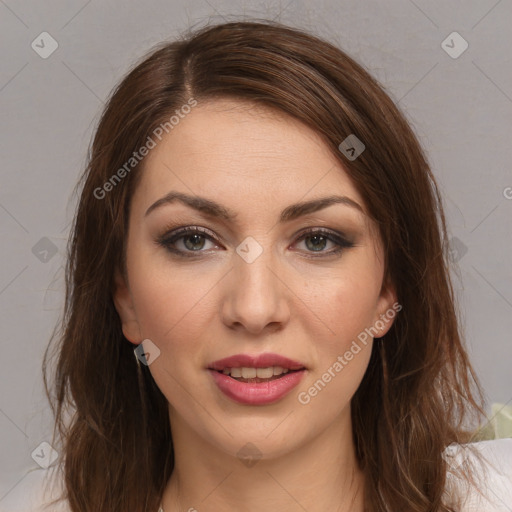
[220, 241, 291, 335]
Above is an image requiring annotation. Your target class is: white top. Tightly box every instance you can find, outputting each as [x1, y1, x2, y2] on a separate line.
[1, 439, 511, 511]
[442, 438, 512, 511]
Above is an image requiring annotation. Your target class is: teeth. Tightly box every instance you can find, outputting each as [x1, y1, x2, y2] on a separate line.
[273, 366, 288, 376]
[256, 367, 273, 379]
[220, 366, 292, 378]
[230, 367, 242, 378]
[242, 367, 257, 379]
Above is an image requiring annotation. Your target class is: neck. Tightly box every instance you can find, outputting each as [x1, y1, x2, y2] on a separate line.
[161, 405, 365, 512]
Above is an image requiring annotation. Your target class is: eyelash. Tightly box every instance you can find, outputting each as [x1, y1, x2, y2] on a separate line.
[155, 226, 355, 259]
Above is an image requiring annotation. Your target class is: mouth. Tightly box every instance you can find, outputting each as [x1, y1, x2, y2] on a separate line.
[207, 352, 307, 382]
[207, 366, 307, 405]
[206, 353, 307, 404]
[212, 366, 304, 383]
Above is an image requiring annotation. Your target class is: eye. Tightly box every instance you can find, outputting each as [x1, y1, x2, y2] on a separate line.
[156, 226, 355, 258]
[292, 228, 354, 257]
[156, 226, 220, 257]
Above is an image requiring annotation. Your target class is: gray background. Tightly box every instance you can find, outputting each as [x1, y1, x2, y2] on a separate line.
[1, 0, 511, 502]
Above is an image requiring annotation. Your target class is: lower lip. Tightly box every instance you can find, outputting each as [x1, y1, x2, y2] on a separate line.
[208, 369, 306, 405]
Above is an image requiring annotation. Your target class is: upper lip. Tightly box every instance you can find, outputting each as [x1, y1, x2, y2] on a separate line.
[208, 352, 306, 371]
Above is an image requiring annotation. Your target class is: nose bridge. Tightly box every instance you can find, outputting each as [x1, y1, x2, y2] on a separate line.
[235, 234, 280, 295]
[222, 235, 289, 331]
[237, 238, 274, 286]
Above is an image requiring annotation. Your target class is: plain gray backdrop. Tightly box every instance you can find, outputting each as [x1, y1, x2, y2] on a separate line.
[1, 0, 511, 501]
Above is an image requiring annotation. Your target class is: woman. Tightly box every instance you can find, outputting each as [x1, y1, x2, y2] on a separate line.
[31, 19, 512, 512]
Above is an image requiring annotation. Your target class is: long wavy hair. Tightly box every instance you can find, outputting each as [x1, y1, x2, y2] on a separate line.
[43, 18, 486, 512]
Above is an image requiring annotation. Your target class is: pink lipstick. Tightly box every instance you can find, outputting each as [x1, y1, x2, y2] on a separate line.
[207, 352, 307, 405]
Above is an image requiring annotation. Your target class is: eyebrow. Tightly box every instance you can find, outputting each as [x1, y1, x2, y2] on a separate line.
[144, 191, 365, 222]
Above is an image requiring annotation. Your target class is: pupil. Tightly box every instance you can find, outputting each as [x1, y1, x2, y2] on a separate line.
[184, 234, 205, 251]
[306, 235, 326, 251]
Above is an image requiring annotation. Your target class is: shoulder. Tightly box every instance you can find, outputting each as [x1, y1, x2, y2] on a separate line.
[443, 438, 512, 512]
[0, 466, 70, 512]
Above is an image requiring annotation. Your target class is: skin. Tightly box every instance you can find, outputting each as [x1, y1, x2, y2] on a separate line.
[114, 98, 398, 512]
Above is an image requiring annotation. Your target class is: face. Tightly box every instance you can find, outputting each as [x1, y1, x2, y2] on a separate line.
[114, 98, 397, 461]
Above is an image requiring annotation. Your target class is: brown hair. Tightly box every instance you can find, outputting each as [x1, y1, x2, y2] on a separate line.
[43, 18, 486, 512]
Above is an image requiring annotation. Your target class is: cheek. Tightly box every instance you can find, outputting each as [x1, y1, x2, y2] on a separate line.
[126, 250, 218, 358]
[127, 260, 216, 407]
[302, 343, 373, 418]
[305, 269, 382, 345]
[299, 280, 376, 411]
[297, 256, 381, 402]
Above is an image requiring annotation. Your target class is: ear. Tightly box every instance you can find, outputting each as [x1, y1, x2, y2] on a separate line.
[113, 267, 143, 345]
[372, 273, 400, 338]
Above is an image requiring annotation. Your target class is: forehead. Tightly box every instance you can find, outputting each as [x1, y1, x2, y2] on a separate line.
[133, 98, 368, 224]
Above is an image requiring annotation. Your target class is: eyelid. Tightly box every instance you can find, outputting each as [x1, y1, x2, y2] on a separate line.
[156, 225, 223, 252]
[291, 227, 355, 257]
[161, 225, 218, 240]
[293, 226, 353, 243]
